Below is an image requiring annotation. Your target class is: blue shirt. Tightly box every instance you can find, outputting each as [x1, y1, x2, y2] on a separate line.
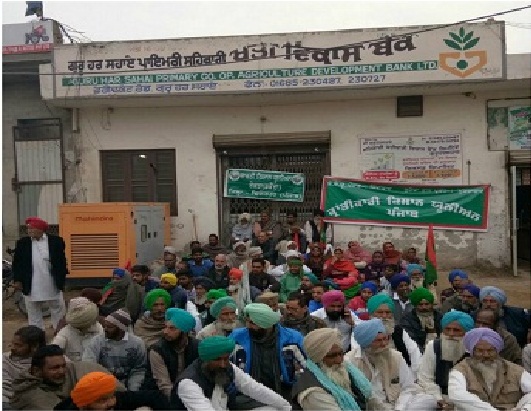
[187, 259, 214, 277]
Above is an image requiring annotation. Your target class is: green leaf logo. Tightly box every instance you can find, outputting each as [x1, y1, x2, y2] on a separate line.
[443, 28, 480, 51]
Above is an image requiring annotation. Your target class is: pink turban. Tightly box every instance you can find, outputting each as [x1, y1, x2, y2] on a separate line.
[463, 327, 504, 353]
[321, 290, 345, 308]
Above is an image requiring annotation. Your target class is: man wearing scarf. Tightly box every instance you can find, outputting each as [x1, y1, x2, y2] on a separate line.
[134, 289, 172, 349]
[142, 308, 198, 399]
[230, 303, 305, 400]
[311, 290, 353, 351]
[440, 269, 469, 303]
[52, 297, 103, 362]
[174, 336, 291, 411]
[390, 273, 413, 324]
[417, 311, 474, 408]
[441, 283, 480, 315]
[323, 247, 359, 282]
[271, 250, 311, 280]
[400, 288, 441, 353]
[227, 268, 261, 321]
[279, 258, 306, 303]
[282, 292, 327, 336]
[293, 328, 372, 410]
[197, 296, 239, 340]
[99, 268, 143, 323]
[231, 213, 253, 245]
[449, 328, 531, 411]
[227, 241, 250, 269]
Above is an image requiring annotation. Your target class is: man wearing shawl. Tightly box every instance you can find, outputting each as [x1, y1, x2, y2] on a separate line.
[52, 297, 103, 362]
[232, 213, 253, 245]
[227, 241, 250, 269]
[344, 241, 372, 264]
[142, 308, 199, 399]
[441, 283, 480, 315]
[389, 273, 413, 324]
[197, 296, 239, 340]
[134, 289, 172, 349]
[174, 336, 291, 411]
[348, 281, 378, 321]
[479, 286, 531, 347]
[323, 247, 359, 282]
[230, 303, 305, 400]
[417, 311, 474, 408]
[440, 269, 469, 303]
[293, 328, 372, 410]
[228, 268, 261, 320]
[449, 328, 531, 411]
[99, 268, 143, 322]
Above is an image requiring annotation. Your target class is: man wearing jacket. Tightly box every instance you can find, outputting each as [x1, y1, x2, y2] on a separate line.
[13, 217, 68, 332]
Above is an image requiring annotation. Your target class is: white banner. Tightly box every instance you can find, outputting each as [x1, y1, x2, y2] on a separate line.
[2, 21, 55, 54]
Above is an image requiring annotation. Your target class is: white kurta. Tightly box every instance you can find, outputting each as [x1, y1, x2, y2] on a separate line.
[416, 340, 443, 400]
[177, 363, 291, 411]
[29, 234, 59, 301]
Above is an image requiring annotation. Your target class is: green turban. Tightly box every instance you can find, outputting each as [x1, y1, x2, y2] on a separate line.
[207, 289, 228, 301]
[210, 296, 237, 319]
[367, 293, 394, 314]
[144, 289, 171, 311]
[288, 259, 303, 266]
[198, 336, 236, 361]
[410, 287, 434, 306]
[304, 273, 319, 285]
[165, 308, 196, 333]
[244, 303, 281, 329]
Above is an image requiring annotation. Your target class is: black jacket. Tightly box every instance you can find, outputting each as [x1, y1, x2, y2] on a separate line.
[13, 234, 68, 295]
[54, 390, 170, 410]
[400, 309, 442, 353]
[249, 272, 280, 292]
[206, 266, 230, 289]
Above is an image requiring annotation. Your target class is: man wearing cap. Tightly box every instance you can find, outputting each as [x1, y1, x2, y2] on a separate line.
[441, 283, 480, 315]
[417, 311, 474, 409]
[282, 292, 327, 336]
[293, 328, 372, 410]
[142, 308, 199, 399]
[256, 291, 282, 315]
[197, 296, 239, 340]
[174, 336, 291, 411]
[230, 303, 305, 400]
[279, 257, 306, 303]
[206, 253, 231, 289]
[153, 246, 178, 278]
[479, 286, 531, 347]
[389, 273, 413, 324]
[400, 287, 441, 353]
[449, 328, 531, 411]
[311, 290, 354, 351]
[440, 269, 469, 303]
[13, 216, 68, 331]
[134, 289, 172, 349]
[82, 309, 146, 391]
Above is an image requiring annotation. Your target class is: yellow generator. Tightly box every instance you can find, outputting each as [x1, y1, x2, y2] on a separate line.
[59, 202, 171, 280]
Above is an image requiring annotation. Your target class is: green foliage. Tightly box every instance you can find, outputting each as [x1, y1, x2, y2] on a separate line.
[443, 27, 480, 51]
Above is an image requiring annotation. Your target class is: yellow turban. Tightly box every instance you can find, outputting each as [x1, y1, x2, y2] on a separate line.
[161, 273, 177, 286]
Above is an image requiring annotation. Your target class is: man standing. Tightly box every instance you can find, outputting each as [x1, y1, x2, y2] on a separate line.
[311, 290, 353, 351]
[389, 273, 413, 324]
[153, 246, 178, 278]
[282, 292, 327, 336]
[206, 254, 230, 289]
[134, 289, 172, 349]
[13, 217, 68, 331]
[187, 247, 214, 277]
[293, 328, 372, 410]
[202, 234, 228, 261]
[174, 336, 291, 411]
[249, 257, 279, 292]
[449, 328, 531, 411]
[197, 296, 238, 340]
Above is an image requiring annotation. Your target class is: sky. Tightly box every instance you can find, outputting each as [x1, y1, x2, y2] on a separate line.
[2, 0, 531, 54]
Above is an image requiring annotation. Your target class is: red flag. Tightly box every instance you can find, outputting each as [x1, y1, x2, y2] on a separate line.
[124, 259, 132, 272]
[425, 225, 438, 285]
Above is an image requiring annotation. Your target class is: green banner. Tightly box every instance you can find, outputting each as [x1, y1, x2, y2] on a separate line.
[321, 177, 489, 231]
[224, 169, 305, 202]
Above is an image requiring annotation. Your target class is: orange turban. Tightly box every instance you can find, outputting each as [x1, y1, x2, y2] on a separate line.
[25, 217, 48, 231]
[71, 372, 117, 408]
[229, 268, 243, 281]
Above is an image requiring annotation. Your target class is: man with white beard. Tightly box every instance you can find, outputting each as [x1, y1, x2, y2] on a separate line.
[292, 328, 372, 410]
[346, 319, 433, 411]
[196, 297, 239, 340]
[449, 328, 531, 411]
[417, 311, 474, 409]
[350, 294, 422, 376]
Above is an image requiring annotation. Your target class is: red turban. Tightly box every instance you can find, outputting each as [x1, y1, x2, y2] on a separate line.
[321, 290, 345, 308]
[71, 372, 117, 407]
[25, 217, 48, 231]
[229, 268, 243, 281]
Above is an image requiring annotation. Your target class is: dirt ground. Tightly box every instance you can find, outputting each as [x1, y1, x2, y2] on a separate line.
[3, 267, 531, 351]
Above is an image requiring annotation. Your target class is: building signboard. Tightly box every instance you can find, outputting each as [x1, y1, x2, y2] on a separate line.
[2, 20, 55, 54]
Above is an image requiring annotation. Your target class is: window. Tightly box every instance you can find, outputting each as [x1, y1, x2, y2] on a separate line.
[101, 150, 177, 215]
[397, 95, 423, 118]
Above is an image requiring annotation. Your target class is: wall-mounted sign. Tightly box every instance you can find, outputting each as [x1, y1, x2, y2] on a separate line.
[2, 20, 56, 54]
[487, 105, 531, 151]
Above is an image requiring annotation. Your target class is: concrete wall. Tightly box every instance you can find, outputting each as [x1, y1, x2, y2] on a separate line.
[72, 86, 528, 269]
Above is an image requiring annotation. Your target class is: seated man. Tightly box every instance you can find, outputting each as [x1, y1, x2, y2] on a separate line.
[202, 233, 228, 261]
[99, 268, 143, 322]
[440, 269, 468, 303]
[231, 213, 253, 245]
[308, 281, 326, 313]
[131, 264, 160, 294]
[142, 308, 198, 399]
[252, 231, 276, 264]
[293, 328, 372, 410]
[256, 290, 282, 314]
[152, 246, 178, 278]
[202, 288, 228, 327]
[249, 257, 280, 292]
[134, 289, 172, 349]
[348, 281, 378, 321]
[197, 296, 239, 340]
[417, 311, 474, 408]
[449, 328, 531, 411]
[82, 309, 146, 391]
[389, 273, 413, 324]
[3, 325, 46, 408]
[400, 287, 441, 353]
[441, 283, 480, 315]
[279, 258, 305, 303]
[174, 336, 291, 411]
[227, 268, 261, 318]
[270, 250, 311, 280]
[187, 247, 214, 278]
[323, 247, 359, 282]
[282, 292, 327, 336]
[230, 303, 305, 400]
[206, 253, 230, 289]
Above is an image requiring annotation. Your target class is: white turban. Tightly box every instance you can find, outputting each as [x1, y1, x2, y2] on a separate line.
[239, 213, 251, 222]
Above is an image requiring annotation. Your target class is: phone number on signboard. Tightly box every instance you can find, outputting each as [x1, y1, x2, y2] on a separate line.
[245, 75, 387, 88]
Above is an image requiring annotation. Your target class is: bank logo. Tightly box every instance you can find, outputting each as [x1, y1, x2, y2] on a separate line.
[439, 27, 486, 78]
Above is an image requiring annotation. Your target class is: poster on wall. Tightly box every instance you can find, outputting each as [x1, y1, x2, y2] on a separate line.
[508, 106, 531, 150]
[320, 177, 489, 231]
[360, 133, 462, 185]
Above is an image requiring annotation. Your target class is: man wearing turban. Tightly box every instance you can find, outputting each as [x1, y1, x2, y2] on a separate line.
[441, 283, 480, 315]
[440, 269, 469, 303]
[449, 328, 531, 411]
[348, 281, 378, 321]
[417, 310, 474, 409]
[13, 216, 68, 332]
[231, 213, 253, 245]
[51, 297, 103, 362]
[141, 308, 199, 399]
[228, 268, 261, 321]
[230, 303, 305, 400]
[292, 328, 372, 410]
[159, 272, 201, 332]
[133, 289, 172, 349]
[400, 287, 441, 353]
[311, 290, 354, 351]
[174, 336, 291, 411]
[99, 268, 143, 323]
[197, 296, 239, 340]
[279, 257, 306, 303]
[479, 286, 531, 347]
[389, 273, 413, 324]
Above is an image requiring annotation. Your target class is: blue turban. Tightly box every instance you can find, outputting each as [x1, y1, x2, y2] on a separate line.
[441, 311, 474, 332]
[406, 264, 424, 277]
[463, 328, 504, 353]
[304, 273, 319, 285]
[479, 286, 507, 305]
[389, 274, 410, 290]
[448, 269, 468, 283]
[360, 281, 378, 295]
[463, 284, 480, 299]
[210, 296, 237, 319]
[113, 268, 125, 278]
[353, 318, 386, 348]
[165, 308, 196, 333]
